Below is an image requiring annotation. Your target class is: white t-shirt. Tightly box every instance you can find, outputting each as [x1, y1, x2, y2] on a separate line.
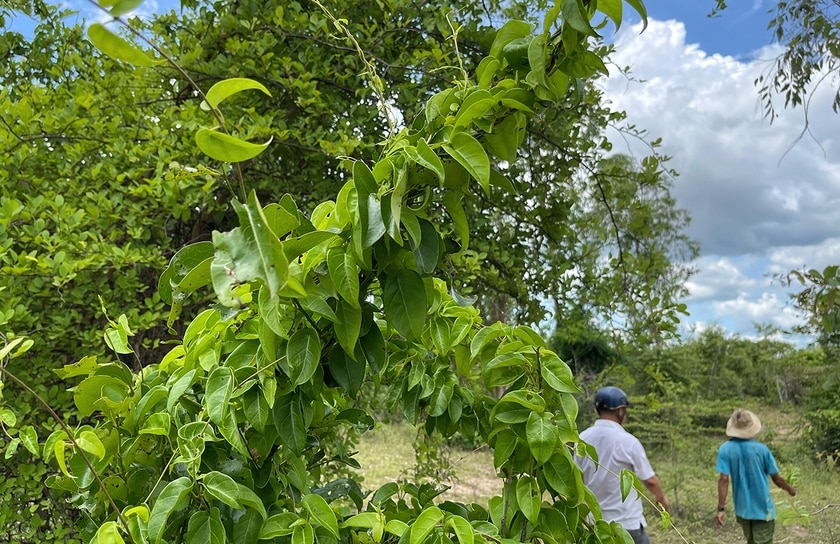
[575, 419, 656, 530]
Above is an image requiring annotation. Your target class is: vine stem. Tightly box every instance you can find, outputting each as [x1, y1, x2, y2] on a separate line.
[0, 366, 133, 542]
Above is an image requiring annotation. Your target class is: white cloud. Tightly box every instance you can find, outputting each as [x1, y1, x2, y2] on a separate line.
[600, 18, 840, 341]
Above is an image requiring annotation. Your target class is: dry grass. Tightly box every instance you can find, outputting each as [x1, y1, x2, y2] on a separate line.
[355, 408, 840, 544]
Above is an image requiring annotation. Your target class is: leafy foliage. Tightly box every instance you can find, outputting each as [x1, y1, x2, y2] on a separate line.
[0, 1, 672, 543]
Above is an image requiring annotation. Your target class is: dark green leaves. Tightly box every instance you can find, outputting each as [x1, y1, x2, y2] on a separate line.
[382, 270, 427, 341]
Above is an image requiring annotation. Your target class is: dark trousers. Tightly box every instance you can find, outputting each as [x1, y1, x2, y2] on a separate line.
[627, 524, 651, 544]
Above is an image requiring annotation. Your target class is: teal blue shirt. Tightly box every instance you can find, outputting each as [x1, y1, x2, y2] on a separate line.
[716, 438, 779, 521]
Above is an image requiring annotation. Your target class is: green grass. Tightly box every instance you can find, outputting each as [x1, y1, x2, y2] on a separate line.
[356, 407, 840, 543]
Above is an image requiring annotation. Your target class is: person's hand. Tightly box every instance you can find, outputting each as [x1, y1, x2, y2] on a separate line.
[657, 498, 670, 513]
[715, 511, 725, 527]
[787, 485, 797, 497]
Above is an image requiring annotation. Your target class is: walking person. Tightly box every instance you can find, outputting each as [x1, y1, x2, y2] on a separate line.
[715, 408, 797, 544]
[575, 386, 670, 544]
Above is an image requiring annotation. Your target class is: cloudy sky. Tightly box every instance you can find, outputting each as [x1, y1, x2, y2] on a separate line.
[600, 1, 840, 343]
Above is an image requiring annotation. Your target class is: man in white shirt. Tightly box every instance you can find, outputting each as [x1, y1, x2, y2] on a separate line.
[575, 386, 669, 544]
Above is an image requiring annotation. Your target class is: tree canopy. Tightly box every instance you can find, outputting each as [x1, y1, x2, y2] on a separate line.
[0, 0, 699, 541]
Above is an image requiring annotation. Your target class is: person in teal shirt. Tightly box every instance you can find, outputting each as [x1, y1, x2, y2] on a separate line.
[715, 409, 796, 544]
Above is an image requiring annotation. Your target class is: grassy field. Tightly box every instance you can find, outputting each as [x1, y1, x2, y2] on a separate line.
[355, 407, 840, 544]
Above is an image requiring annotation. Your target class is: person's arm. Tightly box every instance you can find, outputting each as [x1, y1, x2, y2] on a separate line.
[715, 474, 729, 526]
[642, 475, 670, 512]
[771, 473, 797, 496]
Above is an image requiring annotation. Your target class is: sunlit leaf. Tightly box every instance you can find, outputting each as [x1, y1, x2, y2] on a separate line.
[204, 77, 271, 109]
[196, 128, 272, 163]
[87, 23, 160, 66]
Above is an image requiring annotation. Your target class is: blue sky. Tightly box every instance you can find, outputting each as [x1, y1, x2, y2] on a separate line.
[12, 1, 834, 344]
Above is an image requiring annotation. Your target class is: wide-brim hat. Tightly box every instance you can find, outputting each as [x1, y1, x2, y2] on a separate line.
[726, 409, 761, 439]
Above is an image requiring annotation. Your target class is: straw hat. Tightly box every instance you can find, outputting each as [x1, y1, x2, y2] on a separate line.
[726, 409, 762, 439]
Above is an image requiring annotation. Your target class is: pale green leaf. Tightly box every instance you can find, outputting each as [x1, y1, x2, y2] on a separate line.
[196, 128, 272, 163]
[76, 429, 106, 460]
[204, 77, 271, 109]
[87, 23, 159, 66]
[91, 521, 125, 544]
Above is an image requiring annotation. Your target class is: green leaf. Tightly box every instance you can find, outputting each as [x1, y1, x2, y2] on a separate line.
[411, 506, 444, 544]
[454, 89, 497, 128]
[233, 508, 263, 543]
[203, 471, 242, 509]
[382, 269, 427, 340]
[620, 469, 643, 502]
[540, 352, 580, 393]
[485, 112, 526, 163]
[443, 190, 469, 250]
[413, 219, 440, 276]
[598, 0, 623, 30]
[525, 412, 558, 464]
[334, 300, 362, 357]
[236, 483, 267, 519]
[212, 192, 289, 305]
[108, 0, 143, 17]
[515, 475, 540, 523]
[342, 512, 379, 529]
[292, 522, 314, 544]
[196, 128, 272, 163]
[274, 396, 306, 455]
[158, 241, 215, 304]
[148, 477, 194, 544]
[302, 493, 340, 538]
[91, 521, 125, 544]
[244, 388, 270, 432]
[73, 375, 130, 416]
[624, 0, 648, 30]
[543, 451, 577, 500]
[139, 412, 171, 436]
[327, 345, 365, 397]
[287, 327, 321, 386]
[206, 366, 233, 426]
[446, 515, 474, 544]
[327, 246, 360, 307]
[204, 77, 271, 109]
[489, 20, 534, 59]
[0, 408, 16, 427]
[185, 508, 225, 544]
[0, 336, 33, 360]
[87, 23, 159, 66]
[492, 429, 518, 469]
[442, 132, 490, 194]
[259, 513, 300, 539]
[561, 0, 597, 36]
[413, 139, 445, 184]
